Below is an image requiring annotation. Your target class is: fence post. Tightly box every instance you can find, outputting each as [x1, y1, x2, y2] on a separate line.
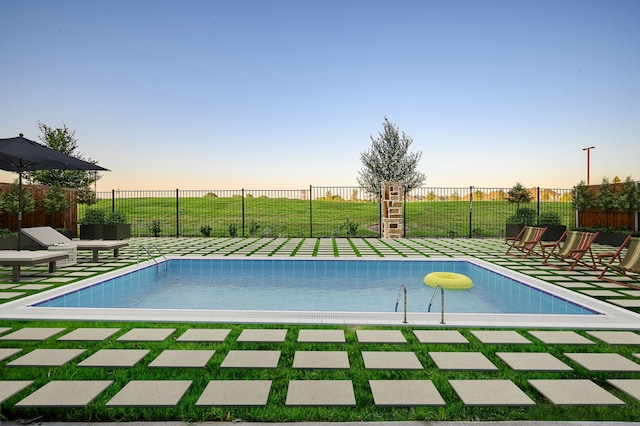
[111, 189, 115, 213]
[536, 186, 540, 218]
[403, 185, 406, 238]
[241, 188, 245, 237]
[469, 186, 473, 238]
[175, 189, 179, 238]
[309, 185, 313, 238]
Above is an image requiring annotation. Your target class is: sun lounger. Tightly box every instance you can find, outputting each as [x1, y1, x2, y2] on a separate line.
[596, 235, 632, 266]
[505, 226, 547, 258]
[598, 237, 640, 284]
[0, 250, 69, 281]
[543, 230, 599, 271]
[21, 227, 128, 262]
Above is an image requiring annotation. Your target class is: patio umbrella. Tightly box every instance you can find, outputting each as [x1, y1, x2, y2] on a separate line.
[0, 134, 109, 249]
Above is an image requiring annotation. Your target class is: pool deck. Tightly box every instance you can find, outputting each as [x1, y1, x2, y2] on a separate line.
[2, 237, 640, 422]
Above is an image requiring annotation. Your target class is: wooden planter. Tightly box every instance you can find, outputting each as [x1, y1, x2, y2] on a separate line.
[80, 224, 103, 240]
[102, 224, 131, 240]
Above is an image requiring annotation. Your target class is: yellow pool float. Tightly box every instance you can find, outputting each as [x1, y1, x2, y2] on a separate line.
[424, 272, 473, 290]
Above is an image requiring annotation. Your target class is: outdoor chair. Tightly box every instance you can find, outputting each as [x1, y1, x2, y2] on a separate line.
[21, 227, 128, 262]
[542, 230, 599, 271]
[505, 226, 547, 258]
[0, 250, 69, 282]
[596, 235, 632, 266]
[598, 237, 640, 284]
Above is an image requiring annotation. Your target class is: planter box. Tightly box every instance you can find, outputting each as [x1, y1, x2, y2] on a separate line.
[505, 224, 524, 238]
[102, 224, 131, 240]
[539, 225, 566, 242]
[595, 232, 631, 247]
[80, 224, 103, 240]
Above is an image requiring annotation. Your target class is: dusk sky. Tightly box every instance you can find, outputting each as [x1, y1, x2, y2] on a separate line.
[1, 0, 638, 192]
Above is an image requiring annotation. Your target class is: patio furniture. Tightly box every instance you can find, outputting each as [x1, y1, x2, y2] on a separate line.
[0, 250, 69, 281]
[596, 234, 632, 266]
[21, 227, 128, 262]
[598, 237, 640, 283]
[505, 226, 547, 258]
[542, 230, 599, 271]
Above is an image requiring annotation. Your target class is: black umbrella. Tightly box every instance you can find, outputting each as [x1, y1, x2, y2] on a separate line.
[0, 134, 109, 249]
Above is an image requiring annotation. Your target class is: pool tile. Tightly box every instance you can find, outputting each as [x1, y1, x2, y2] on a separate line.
[220, 350, 281, 368]
[176, 328, 231, 342]
[0, 327, 66, 341]
[356, 330, 406, 344]
[528, 331, 595, 345]
[15, 380, 112, 407]
[496, 352, 573, 371]
[117, 328, 176, 342]
[292, 351, 349, 369]
[429, 352, 497, 371]
[106, 380, 192, 407]
[369, 380, 445, 406]
[362, 351, 423, 370]
[196, 380, 272, 406]
[285, 380, 356, 406]
[608, 379, 640, 402]
[77, 349, 150, 367]
[0, 348, 22, 362]
[586, 331, 640, 345]
[7, 349, 85, 367]
[148, 350, 215, 368]
[449, 380, 535, 406]
[471, 330, 532, 344]
[564, 353, 640, 372]
[413, 330, 469, 344]
[529, 379, 625, 405]
[0, 381, 33, 403]
[57, 328, 121, 341]
[297, 329, 345, 343]
[237, 329, 287, 342]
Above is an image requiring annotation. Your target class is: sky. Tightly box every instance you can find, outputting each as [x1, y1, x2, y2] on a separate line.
[1, 0, 639, 192]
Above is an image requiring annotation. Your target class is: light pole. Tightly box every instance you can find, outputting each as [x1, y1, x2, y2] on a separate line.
[582, 146, 595, 185]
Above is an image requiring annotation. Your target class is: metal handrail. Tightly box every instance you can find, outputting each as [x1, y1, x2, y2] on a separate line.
[394, 284, 407, 324]
[427, 285, 446, 324]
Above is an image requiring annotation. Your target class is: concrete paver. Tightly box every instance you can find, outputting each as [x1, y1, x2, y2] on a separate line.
[0, 347, 22, 361]
[496, 352, 573, 371]
[429, 352, 498, 371]
[176, 328, 231, 342]
[7, 348, 85, 367]
[285, 380, 356, 406]
[564, 353, 640, 372]
[237, 328, 287, 342]
[220, 350, 281, 368]
[449, 380, 535, 406]
[369, 380, 446, 406]
[15, 380, 112, 407]
[529, 379, 625, 405]
[196, 380, 272, 406]
[608, 379, 640, 402]
[587, 331, 640, 345]
[148, 349, 215, 368]
[297, 329, 345, 343]
[471, 330, 532, 344]
[77, 349, 150, 368]
[356, 330, 406, 343]
[57, 327, 121, 341]
[413, 329, 469, 344]
[292, 351, 350, 369]
[361, 351, 423, 369]
[0, 380, 32, 403]
[117, 328, 176, 342]
[0, 327, 66, 341]
[106, 380, 192, 407]
[528, 330, 595, 345]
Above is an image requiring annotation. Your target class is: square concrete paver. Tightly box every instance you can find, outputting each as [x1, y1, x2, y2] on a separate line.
[148, 350, 215, 368]
[196, 380, 272, 406]
[496, 352, 573, 371]
[117, 328, 175, 342]
[471, 330, 531, 345]
[564, 353, 640, 372]
[15, 380, 112, 407]
[0, 348, 22, 362]
[293, 351, 350, 369]
[0, 381, 32, 403]
[528, 331, 595, 345]
[0, 327, 66, 341]
[16, 284, 53, 290]
[529, 379, 625, 405]
[237, 329, 287, 342]
[7, 349, 85, 367]
[608, 379, 640, 402]
[607, 299, 640, 308]
[369, 380, 446, 406]
[298, 329, 345, 343]
[357, 330, 406, 343]
[57, 328, 121, 341]
[0, 292, 24, 299]
[362, 351, 423, 370]
[449, 380, 535, 406]
[106, 380, 192, 407]
[285, 380, 356, 406]
[176, 328, 231, 342]
[413, 330, 469, 344]
[77, 349, 150, 367]
[586, 331, 640, 345]
[429, 352, 498, 371]
[220, 350, 281, 368]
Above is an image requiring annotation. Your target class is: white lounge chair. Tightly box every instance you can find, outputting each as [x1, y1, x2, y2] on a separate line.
[0, 250, 69, 281]
[21, 227, 128, 262]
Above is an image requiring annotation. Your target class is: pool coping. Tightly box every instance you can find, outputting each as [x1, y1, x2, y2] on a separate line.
[1, 255, 640, 330]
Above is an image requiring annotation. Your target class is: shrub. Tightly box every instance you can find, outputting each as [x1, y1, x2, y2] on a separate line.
[537, 212, 562, 225]
[43, 185, 69, 214]
[150, 220, 162, 237]
[249, 220, 260, 237]
[200, 225, 212, 237]
[506, 207, 537, 226]
[80, 208, 106, 225]
[228, 223, 238, 237]
[105, 211, 127, 225]
[339, 217, 359, 237]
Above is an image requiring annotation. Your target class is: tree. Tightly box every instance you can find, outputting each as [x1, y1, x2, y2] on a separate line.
[593, 177, 620, 227]
[357, 117, 425, 197]
[25, 121, 102, 204]
[506, 182, 532, 209]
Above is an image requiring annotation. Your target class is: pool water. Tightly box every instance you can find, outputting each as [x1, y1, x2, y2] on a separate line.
[35, 259, 597, 315]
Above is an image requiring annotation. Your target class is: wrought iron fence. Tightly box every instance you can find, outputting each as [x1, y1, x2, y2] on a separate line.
[82, 186, 574, 238]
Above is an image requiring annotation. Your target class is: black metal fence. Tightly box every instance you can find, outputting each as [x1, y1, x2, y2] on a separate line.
[84, 186, 574, 238]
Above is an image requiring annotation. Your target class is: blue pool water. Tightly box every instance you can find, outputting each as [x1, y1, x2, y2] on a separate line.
[35, 259, 598, 315]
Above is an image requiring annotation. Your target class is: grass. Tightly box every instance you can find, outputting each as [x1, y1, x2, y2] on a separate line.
[1, 320, 640, 422]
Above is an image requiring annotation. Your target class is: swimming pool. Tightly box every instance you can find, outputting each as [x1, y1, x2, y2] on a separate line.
[2, 256, 640, 329]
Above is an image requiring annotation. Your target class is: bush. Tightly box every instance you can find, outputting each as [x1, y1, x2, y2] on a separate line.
[339, 217, 359, 237]
[537, 212, 562, 225]
[200, 225, 212, 237]
[80, 208, 106, 225]
[105, 211, 127, 225]
[506, 207, 537, 226]
[43, 185, 69, 214]
[150, 220, 162, 237]
[228, 223, 238, 237]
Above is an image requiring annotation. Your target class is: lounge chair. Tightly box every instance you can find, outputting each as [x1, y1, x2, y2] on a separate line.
[0, 250, 69, 281]
[598, 237, 640, 283]
[505, 226, 547, 258]
[542, 230, 599, 271]
[21, 227, 128, 262]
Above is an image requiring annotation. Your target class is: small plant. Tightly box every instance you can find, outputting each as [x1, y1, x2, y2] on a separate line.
[200, 225, 212, 237]
[537, 212, 561, 225]
[1, 180, 35, 215]
[249, 219, 261, 237]
[228, 222, 238, 237]
[150, 220, 162, 237]
[448, 230, 458, 238]
[506, 207, 537, 226]
[339, 217, 359, 237]
[80, 208, 106, 225]
[471, 227, 484, 237]
[105, 211, 127, 225]
[43, 185, 69, 214]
